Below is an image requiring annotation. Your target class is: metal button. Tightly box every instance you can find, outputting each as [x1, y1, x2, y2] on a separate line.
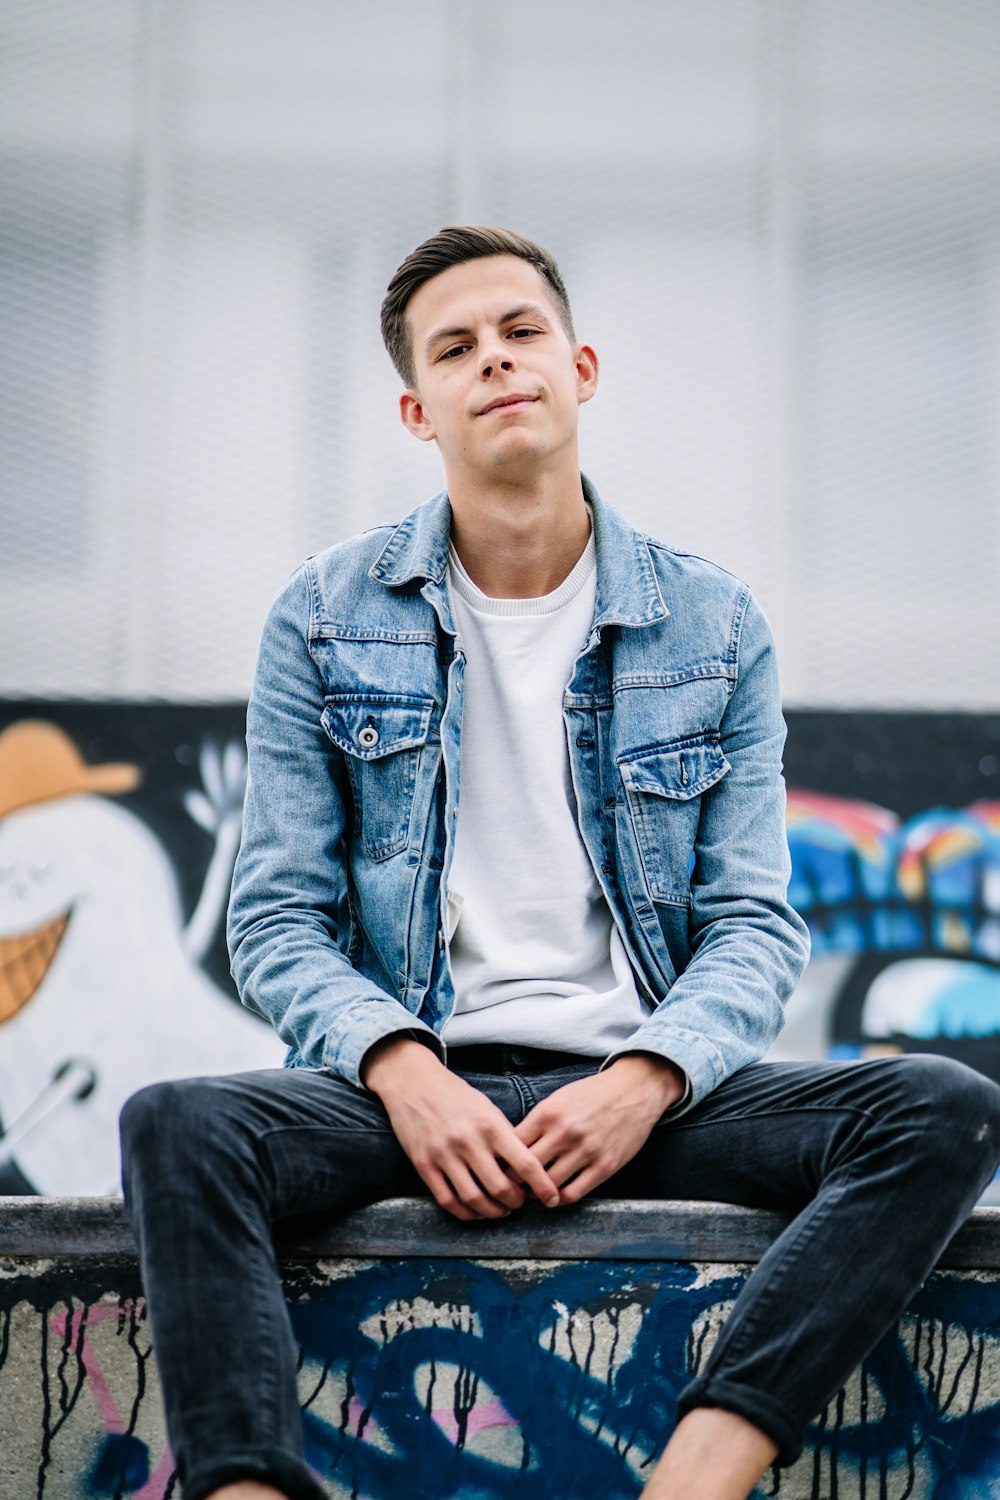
[358, 724, 379, 749]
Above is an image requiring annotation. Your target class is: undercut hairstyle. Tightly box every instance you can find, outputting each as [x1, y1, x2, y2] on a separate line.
[380, 225, 576, 387]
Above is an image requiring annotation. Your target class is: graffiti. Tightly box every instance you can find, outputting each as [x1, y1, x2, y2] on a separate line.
[786, 792, 1000, 963]
[775, 710, 1000, 1089]
[0, 717, 282, 1197]
[4, 1254, 1000, 1498]
[776, 793, 1000, 1101]
[1, 700, 999, 1194]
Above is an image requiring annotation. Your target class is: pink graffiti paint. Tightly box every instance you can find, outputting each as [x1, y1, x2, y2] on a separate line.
[345, 1391, 517, 1451]
[430, 1395, 519, 1446]
[49, 1302, 176, 1499]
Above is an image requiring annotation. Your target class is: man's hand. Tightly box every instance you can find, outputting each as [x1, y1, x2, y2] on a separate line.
[362, 1036, 560, 1221]
[513, 1053, 686, 1206]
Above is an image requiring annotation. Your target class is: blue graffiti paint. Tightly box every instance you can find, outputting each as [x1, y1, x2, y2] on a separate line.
[86, 1432, 150, 1496]
[282, 1259, 1000, 1498]
[918, 964, 1000, 1037]
[5, 1252, 1000, 1495]
[289, 1257, 697, 1498]
[788, 798, 1000, 964]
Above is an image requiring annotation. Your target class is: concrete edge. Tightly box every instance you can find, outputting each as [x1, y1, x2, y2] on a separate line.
[2, 1198, 1000, 1268]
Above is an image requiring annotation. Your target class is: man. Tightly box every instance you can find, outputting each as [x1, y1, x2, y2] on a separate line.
[121, 226, 1000, 1500]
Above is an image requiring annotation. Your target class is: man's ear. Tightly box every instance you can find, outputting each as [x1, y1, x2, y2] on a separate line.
[575, 343, 599, 407]
[400, 389, 437, 443]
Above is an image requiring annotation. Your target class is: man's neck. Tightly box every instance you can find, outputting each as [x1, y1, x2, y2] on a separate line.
[446, 470, 591, 600]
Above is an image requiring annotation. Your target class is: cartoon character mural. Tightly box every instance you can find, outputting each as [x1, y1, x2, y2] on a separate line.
[0, 719, 282, 1197]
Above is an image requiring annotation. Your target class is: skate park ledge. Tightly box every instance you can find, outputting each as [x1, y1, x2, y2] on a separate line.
[4, 1198, 1000, 1498]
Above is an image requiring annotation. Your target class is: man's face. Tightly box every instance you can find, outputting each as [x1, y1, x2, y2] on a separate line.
[398, 255, 598, 483]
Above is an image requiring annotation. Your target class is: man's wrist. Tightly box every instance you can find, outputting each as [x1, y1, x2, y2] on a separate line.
[361, 1032, 443, 1098]
[607, 1051, 688, 1110]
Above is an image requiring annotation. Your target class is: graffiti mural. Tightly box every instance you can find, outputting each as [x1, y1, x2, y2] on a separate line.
[3, 702, 1000, 1197]
[4, 1252, 1000, 1499]
[0, 710, 282, 1197]
[776, 711, 1000, 1079]
[773, 791, 1000, 1088]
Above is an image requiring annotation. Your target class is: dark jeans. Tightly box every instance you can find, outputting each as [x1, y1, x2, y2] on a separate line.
[119, 1049, 1000, 1500]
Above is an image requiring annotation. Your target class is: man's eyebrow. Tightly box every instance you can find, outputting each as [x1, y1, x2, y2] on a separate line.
[499, 303, 553, 327]
[423, 303, 553, 356]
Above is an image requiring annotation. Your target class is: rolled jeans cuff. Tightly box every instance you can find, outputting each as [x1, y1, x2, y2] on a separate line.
[183, 1447, 327, 1500]
[676, 1375, 803, 1468]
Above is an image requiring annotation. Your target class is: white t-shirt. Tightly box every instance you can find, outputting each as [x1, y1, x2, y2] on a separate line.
[441, 521, 652, 1055]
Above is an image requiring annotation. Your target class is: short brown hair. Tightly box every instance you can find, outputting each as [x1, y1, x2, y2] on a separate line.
[380, 225, 575, 387]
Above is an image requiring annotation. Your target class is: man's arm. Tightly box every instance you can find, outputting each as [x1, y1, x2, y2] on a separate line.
[600, 591, 810, 1109]
[512, 593, 809, 1201]
[227, 565, 442, 1082]
[228, 567, 562, 1219]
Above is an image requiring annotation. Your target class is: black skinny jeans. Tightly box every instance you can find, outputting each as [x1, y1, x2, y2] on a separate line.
[119, 1050, 1000, 1500]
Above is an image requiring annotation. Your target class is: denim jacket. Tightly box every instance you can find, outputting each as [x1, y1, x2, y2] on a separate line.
[227, 479, 809, 1113]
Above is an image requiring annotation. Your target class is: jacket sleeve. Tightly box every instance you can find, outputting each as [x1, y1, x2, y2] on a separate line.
[226, 565, 444, 1086]
[604, 591, 810, 1111]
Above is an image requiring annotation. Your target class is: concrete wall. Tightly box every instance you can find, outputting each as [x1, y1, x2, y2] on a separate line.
[4, 1199, 1000, 1500]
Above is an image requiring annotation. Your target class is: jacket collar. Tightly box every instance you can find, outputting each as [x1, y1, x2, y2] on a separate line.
[369, 475, 669, 629]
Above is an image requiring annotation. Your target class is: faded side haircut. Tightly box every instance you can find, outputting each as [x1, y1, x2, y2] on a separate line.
[381, 225, 575, 387]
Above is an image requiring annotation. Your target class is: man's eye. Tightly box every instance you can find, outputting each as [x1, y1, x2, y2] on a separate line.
[509, 327, 539, 339]
[439, 344, 469, 360]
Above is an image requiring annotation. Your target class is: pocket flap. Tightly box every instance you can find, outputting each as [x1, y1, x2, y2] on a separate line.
[322, 695, 434, 760]
[619, 738, 730, 800]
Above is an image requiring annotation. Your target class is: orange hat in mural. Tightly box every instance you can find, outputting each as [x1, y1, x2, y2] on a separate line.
[0, 720, 141, 822]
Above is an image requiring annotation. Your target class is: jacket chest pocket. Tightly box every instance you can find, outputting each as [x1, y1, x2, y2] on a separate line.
[617, 737, 730, 904]
[322, 694, 435, 861]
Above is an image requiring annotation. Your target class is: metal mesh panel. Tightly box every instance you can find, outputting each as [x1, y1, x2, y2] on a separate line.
[2, 0, 999, 705]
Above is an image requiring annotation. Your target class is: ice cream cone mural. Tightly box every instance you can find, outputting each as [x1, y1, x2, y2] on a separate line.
[0, 719, 281, 1196]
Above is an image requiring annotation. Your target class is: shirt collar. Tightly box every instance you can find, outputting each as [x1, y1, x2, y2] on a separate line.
[368, 475, 669, 630]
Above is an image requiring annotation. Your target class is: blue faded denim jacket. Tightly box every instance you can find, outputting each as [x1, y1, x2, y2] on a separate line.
[227, 479, 810, 1113]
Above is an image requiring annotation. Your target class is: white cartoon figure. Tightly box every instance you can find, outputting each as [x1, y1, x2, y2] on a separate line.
[0, 720, 283, 1196]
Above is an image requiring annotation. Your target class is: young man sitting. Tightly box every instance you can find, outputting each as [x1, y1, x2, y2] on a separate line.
[121, 225, 1000, 1500]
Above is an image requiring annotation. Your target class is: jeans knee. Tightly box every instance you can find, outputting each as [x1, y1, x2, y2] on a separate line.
[881, 1054, 1000, 1170]
[894, 1052, 997, 1113]
[120, 1078, 223, 1175]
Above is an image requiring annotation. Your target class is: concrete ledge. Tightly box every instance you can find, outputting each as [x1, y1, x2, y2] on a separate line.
[7, 1199, 1000, 1498]
[4, 1195, 1000, 1268]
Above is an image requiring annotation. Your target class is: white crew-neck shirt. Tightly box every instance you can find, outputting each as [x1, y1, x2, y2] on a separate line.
[441, 517, 651, 1054]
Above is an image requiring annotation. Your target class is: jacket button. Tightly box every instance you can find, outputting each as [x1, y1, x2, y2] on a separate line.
[358, 725, 379, 749]
[601, 862, 614, 876]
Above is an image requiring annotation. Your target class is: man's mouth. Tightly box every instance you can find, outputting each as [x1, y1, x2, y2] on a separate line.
[478, 394, 539, 416]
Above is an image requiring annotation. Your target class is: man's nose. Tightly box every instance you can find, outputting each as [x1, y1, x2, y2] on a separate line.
[479, 342, 515, 379]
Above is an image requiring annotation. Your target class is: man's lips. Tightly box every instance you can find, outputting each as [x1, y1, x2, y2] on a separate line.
[478, 394, 539, 416]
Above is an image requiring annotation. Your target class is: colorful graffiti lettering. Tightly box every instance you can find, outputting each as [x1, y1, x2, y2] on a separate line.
[787, 792, 1000, 964]
[5, 1255, 1000, 1498]
[782, 793, 1000, 1096]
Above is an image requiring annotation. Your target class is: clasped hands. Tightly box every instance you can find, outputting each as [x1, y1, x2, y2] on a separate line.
[362, 1036, 685, 1222]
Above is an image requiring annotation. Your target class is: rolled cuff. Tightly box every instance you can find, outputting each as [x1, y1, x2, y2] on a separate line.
[602, 1024, 727, 1117]
[323, 996, 445, 1088]
[183, 1446, 328, 1500]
